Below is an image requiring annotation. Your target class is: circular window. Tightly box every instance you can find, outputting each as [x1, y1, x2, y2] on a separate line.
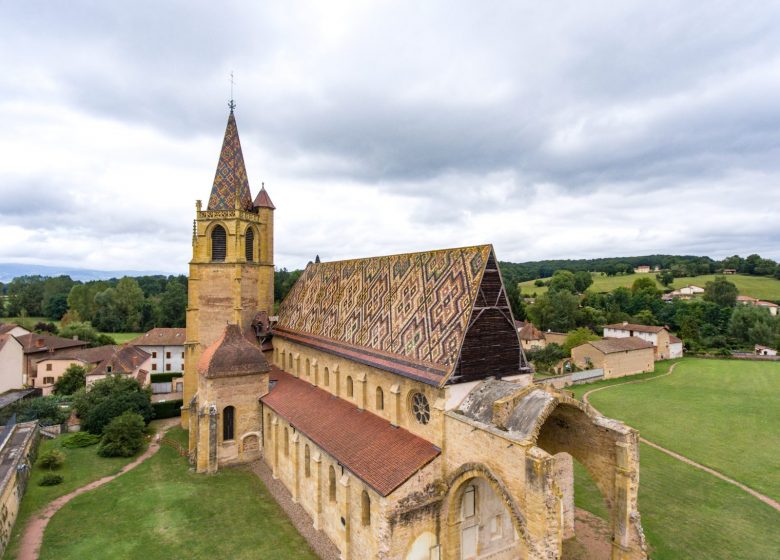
[411, 393, 430, 425]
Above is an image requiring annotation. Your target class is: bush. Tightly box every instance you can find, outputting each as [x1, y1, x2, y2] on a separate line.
[152, 399, 183, 420]
[62, 431, 101, 448]
[98, 411, 146, 457]
[53, 364, 87, 396]
[9, 395, 68, 426]
[39, 474, 64, 486]
[38, 449, 65, 470]
[73, 375, 153, 435]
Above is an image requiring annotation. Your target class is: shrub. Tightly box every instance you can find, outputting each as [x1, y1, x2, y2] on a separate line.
[152, 399, 183, 419]
[62, 431, 101, 448]
[73, 375, 153, 434]
[98, 411, 146, 457]
[53, 364, 87, 396]
[9, 396, 68, 426]
[39, 474, 64, 486]
[38, 450, 65, 470]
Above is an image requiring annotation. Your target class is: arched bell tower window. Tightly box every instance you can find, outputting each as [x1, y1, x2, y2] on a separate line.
[245, 227, 255, 262]
[223, 406, 235, 441]
[211, 225, 227, 262]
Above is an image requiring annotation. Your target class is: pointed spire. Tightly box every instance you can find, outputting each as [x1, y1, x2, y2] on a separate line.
[315, 255, 321, 263]
[207, 112, 254, 211]
[252, 181, 276, 210]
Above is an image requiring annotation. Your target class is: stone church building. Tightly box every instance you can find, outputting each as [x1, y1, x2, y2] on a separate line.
[183, 110, 648, 560]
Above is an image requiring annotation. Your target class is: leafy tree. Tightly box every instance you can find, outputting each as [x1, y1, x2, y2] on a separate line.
[33, 321, 58, 334]
[721, 255, 744, 271]
[548, 270, 577, 294]
[73, 375, 152, 435]
[159, 281, 187, 327]
[38, 449, 65, 470]
[573, 271, 593, 293]
[505, 283, 526, 321]
[703, 276, 738, 307]
[92, 288, 124, 332]
[728, 305, 774, 345]
[53, 364, 87, 396]
[67, 281, 110, 323]
[42, 276, 76, 320]
[526, 290, 579, 332]
[10, 396, 69, 426]
[275, 268, 302, 303]
[97, 411, 146, 457]
[743, 254, 762, 274]
[5, 276, 46, 317]
[525, 343, 567, 373]
[59, 321, 115, 348]
[631, 276, 658, 294]
[656, 270, 674, 287]
[113, 277, 145, 331]
[633, 309, 657, 325]
[563, 327, 599, 354]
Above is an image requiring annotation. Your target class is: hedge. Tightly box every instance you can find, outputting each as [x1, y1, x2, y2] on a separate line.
[150, 373, 182, 383]
[152, 399, 183, 419]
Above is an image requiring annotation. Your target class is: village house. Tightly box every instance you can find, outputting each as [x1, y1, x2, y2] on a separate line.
[571, 337, 655, 379]
[602, 322, 682, 360]
[85, 345, 151, 388]
[633, 265, 651, 274]
[15, 333, 88, 387]
[34, 345, 117, 395]
[182, 111, 648, 560]
[0, 334, 25, 393]
[755, 345, 778, 357]
[736, 295, 779, 316]
[514, 321, 546, 351]
[0, 323, 31, 338]
[129, 327, 186, 373]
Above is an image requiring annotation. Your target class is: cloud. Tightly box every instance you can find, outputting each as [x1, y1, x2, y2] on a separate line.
[1, 0, 779, 273]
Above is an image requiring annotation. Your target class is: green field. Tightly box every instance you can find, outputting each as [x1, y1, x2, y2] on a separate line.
[573, 358, 780, 559]
[35, 427, 317, 560]
[0, 317, 142, 345]
[519, 272, 780, 301]
[109, 332, 143, 344]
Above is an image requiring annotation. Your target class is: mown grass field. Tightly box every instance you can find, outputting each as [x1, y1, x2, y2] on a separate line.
[573, 358, 780, 559]
[4, 433, 140, 559]
[519, 272, 780, 300]
[36, 427, 317, 560]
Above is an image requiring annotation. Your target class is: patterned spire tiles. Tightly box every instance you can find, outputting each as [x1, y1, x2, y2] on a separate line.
[207, 112, 254, 211]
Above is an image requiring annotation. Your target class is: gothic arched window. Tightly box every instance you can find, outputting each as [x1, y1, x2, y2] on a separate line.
[304, 445, 311, 477]
[376, 387, 384, 410]
[223, 406, 235, 441]
[245, 227, 255, 262]
[346, 376, 354, 398]
[361, 490, 371, 526]
[329, 466, 337, 501]
[211, 225, 227, 262]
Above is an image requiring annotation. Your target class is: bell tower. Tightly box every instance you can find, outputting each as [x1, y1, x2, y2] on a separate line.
[182, 108, 275, 426]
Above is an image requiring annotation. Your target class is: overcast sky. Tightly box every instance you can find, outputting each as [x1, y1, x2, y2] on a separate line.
[1, 1, 779, 273]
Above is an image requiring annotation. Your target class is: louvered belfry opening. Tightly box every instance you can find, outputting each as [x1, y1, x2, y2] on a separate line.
[245, 228, 255, 262]
[211, 225, 227, 261]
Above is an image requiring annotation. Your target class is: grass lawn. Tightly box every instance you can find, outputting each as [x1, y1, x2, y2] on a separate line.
[587, 358, 780, 499]
[4, 434, 140, 559]
[519, 272, 780, 300]
[105, 332, 143, 344]
[568, 359, 679, 401]
[38, 427, 317, 560]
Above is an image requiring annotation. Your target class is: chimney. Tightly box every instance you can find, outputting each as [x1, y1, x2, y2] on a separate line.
[73, 335, 79, 341]
[35, 337, 44, 348]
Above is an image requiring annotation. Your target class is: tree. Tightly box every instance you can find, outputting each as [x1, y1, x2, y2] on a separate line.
[53, 364, 87, 396]
[728, 305, 773, 345]
[525, 343, 567, 373]
[656, 270, 674, 287]
[563, 327, 599, 354]
[59, 321, 115, 348]
[526, 290, 579, 332]
[548, 270, 577, 294]
[42, 275, 76, 320]
[159, 281, 187, 327]
[113, 277, 145, 331]
[573, 271, 593, 293]
[10, 396, 69, 426]
[67, 281, 110, 323]
[703, 276, 738, 307]
[98, 411, 146, 457]
[5, 276, 45, 317]
[73, 375, 153, 434]
[631, 277, 658, 294]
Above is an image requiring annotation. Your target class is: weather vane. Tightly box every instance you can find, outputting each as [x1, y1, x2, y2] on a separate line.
[228, 71, 236, 112]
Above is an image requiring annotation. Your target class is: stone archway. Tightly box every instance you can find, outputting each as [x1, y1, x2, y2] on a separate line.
[533, 399, 646, 560]
[240, 431, 261, 460]
[439, 463, 533, 560]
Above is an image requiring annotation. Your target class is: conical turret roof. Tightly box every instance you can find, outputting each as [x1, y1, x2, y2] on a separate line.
[207, 112, 254, 211]
[253, 184, 276, 210]
[197, 324, 269, 378]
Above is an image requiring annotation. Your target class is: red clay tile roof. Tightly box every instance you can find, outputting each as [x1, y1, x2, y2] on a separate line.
[517, 322, 544, 341]
[262, 367, 440, 496]
[603, 323, 666, 334]
[16, 333, 88, 354]
[129, 328, 186, 347]
[198, 324, 269, 378]
[36, 345, 118, 365]
[669, 335, 682, 344]
[88, 345, 150, 377]
[588, 337, 654, 354]
[0, 323, 24, 335]
[253, 186, 276, 210]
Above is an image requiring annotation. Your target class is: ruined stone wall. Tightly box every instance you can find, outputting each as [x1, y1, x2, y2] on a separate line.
[0, 422, 38, 557]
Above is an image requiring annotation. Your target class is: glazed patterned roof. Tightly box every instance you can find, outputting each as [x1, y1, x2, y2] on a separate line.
[207, 112, 254, 211]
[276, 245, 494, 385]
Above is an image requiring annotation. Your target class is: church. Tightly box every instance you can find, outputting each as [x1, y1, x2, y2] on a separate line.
[182, 109, 648, 560]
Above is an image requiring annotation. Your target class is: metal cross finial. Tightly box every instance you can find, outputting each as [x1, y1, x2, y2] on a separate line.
[228, 71, 236, 113]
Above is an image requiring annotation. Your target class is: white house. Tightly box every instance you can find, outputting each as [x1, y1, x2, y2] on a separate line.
[0, 334, 25, 392]
[755, 345, 778, 357]
[0, 323, 31, 338]
[602, 322, 683, 360]
[129, 328, 186, 373]
[737, 295, 779, 316]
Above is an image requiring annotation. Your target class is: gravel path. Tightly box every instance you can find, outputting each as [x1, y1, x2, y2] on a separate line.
[17, 418, 179, 560]
[583, 363, 780, 513]
[249, 460, 341, 560]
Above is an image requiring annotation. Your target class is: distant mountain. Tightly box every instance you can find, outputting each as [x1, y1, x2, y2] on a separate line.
[0, 263, 169, 283]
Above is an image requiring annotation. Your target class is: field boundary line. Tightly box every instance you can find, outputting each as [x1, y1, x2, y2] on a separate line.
[583, 362, 780, 513]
